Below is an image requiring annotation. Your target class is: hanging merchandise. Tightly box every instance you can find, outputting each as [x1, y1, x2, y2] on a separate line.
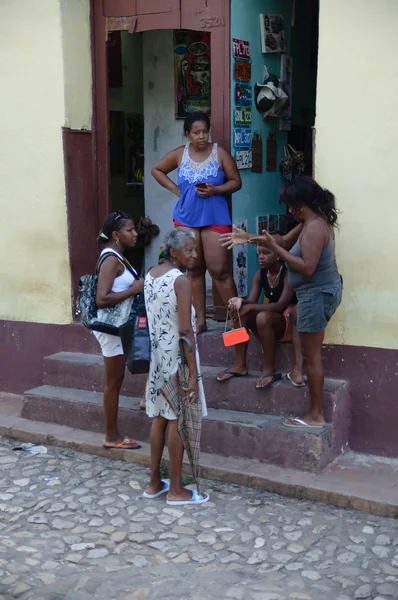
[251, 133, 263, 173]
[254, 73, 288, 120]
[266, 132, 277, 172]
[279, 145, 305, 181]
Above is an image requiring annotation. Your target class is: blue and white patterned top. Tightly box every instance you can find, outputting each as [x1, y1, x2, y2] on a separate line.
[173, 143, 231, 228]
[144, 268, 207, 420]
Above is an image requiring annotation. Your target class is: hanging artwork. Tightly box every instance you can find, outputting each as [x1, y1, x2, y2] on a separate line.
[234, 127, 252, 148]
[234, 106, 252, 127]
[235, 150, 252, 170]
[251, 133, 263, 173]
[235, 83, 252, 106]
[174, 30, 211, 119]
[260, 14, 286, 54]
[232, 39, 251, 61]
[257, 215, 268, 235]
[233, 219, 248, 297]
[280, 55, 293, 131]
[266, 132, 277, 171]
[234, 60, 252, 82]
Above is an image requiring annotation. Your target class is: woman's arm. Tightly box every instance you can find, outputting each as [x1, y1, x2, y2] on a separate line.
[228, 270, 262, 312]
[96, 257, 144, 308]
[251, 222, 326, 277]
[196, 147, 242, 198]
[240, 273, 294, 316]
[278, 224, 303, 250]
[151, 148, 182, 197]
[175, 276, 199, 401]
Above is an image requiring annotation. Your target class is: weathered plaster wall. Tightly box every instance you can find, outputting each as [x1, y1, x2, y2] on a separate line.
[0, 0, 72, 323]
[143, 30, 184, 269]
[60, 0, 92, 130]
[317, 0, 398, 349]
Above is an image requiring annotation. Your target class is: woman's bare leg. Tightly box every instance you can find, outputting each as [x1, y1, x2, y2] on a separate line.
[185, 227, 207, 332]
[167, 420, 192, 502]
[289, 307, 304, 385]
[298, 331, 326, 425]
[202, 229, 248, 375]
[255, 312, 286, 387]
[103, 355, 126, 443]
[146, 416, 168, 495]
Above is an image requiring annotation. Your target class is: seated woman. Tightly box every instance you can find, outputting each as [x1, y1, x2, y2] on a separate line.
[143, 228, 209, 506]
[217, 246, 303, 389]
[94, 211, 145, 450]
[221, 176, 342, 428]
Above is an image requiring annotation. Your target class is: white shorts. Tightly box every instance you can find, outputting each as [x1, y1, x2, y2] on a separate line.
[93, 331, 124, 358]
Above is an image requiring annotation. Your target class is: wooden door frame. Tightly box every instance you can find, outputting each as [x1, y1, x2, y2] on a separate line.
[91, 0, 230, 229]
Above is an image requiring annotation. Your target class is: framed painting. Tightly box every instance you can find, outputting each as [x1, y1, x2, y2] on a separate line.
[174, 30, 211, 119]
[260, 14, 285, 54]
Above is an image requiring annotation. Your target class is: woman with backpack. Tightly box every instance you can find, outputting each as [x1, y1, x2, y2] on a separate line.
[94, 211, 145, 449]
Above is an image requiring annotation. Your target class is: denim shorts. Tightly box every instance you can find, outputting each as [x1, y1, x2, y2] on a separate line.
[296, 277, 342, 333]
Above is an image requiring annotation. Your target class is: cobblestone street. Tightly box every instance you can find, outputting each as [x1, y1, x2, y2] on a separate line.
[0, 438, 397, 600]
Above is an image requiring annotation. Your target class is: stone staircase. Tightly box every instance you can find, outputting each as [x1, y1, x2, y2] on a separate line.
[22, 324, 351, 473]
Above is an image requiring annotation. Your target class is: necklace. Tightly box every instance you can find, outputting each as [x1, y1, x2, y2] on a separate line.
[267, 265, 282, 296]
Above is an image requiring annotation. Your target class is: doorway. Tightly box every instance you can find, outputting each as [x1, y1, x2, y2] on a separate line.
[107, 30, 146, 271]
[288, 0, 319, 175]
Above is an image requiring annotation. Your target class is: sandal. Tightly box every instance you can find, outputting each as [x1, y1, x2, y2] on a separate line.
[166, 490, 210, 506]
[255, 373, 282, 389]
[286, 372, 305, 388]
[217, 369, 248, 382]
[283, 417, 325, 429]
[103, 437, 141, 450]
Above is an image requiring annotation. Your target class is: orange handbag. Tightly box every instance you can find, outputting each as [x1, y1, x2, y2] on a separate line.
[222, 311, 250, 347]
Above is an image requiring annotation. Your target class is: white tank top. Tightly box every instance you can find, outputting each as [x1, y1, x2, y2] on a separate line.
[99, 248, 137, 293]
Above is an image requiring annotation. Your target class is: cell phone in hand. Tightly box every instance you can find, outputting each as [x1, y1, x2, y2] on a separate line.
[195, 183, 208, 189]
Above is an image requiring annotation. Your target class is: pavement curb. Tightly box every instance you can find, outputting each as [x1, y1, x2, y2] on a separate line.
[0, 407, 397, 519]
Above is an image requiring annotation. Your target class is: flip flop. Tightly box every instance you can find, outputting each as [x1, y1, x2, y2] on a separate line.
[166, 490, 210, 506]
[255, 373, 282, 389]
[285, 372, 305, 388]
[217, 369, 248, 382]
[283, 417, 325, 429]
[143, 480, 170, 499]
[103, 437, 141, 450]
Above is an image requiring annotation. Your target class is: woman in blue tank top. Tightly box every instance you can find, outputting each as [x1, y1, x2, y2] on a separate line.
[221, 177, 342, 430]
[151, 112, 242, 332]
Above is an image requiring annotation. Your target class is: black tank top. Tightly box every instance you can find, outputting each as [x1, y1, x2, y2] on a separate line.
[260, 263, 287, 303]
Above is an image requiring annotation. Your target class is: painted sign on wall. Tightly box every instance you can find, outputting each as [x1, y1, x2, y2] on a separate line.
[235, 150, 253, 170]
[235, 83, 252, 106]
[234, 128, 252, 148]
[232, 39, 250, 60]
[233, 219, 248, 297]
[234, 60, 252, 82]
[234, 106, 252, 126]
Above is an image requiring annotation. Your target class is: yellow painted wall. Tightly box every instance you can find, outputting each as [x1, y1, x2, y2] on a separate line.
[60, 0, 92, 130]
[317, 0, 398, 349]
[0, 0, 92, 325]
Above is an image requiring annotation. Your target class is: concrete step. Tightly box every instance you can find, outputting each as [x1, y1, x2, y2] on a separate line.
[198, 323, 294, 371]
[43, 352, 349, 421]
[22, 385, 346, 471]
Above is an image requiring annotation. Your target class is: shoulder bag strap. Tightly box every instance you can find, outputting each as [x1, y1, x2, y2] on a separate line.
[96, 251, 140, 280]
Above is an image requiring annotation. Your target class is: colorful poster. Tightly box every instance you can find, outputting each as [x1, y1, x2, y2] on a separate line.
[234, 106, 252, 126]
[234, 60, 252, 82]
[235, 83, 252, 106]
[233, 219, 248, 297]
[234, 127, 252, 148]
[280, 55, 293, 131]
[232, 39, 250, 60]
[235, 150, 253, 170]
[256, 215, 268, 235]
[260, 14, 286, 54]
[174, 30, 211, 119]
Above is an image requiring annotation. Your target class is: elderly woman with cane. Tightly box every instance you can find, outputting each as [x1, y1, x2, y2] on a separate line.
[143, 228, 209, 506]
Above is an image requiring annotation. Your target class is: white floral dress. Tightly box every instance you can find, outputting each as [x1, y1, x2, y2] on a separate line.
[144, 268, 207, 421]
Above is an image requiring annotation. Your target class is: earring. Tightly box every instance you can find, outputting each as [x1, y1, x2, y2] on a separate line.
[115, 238, 120, 246]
